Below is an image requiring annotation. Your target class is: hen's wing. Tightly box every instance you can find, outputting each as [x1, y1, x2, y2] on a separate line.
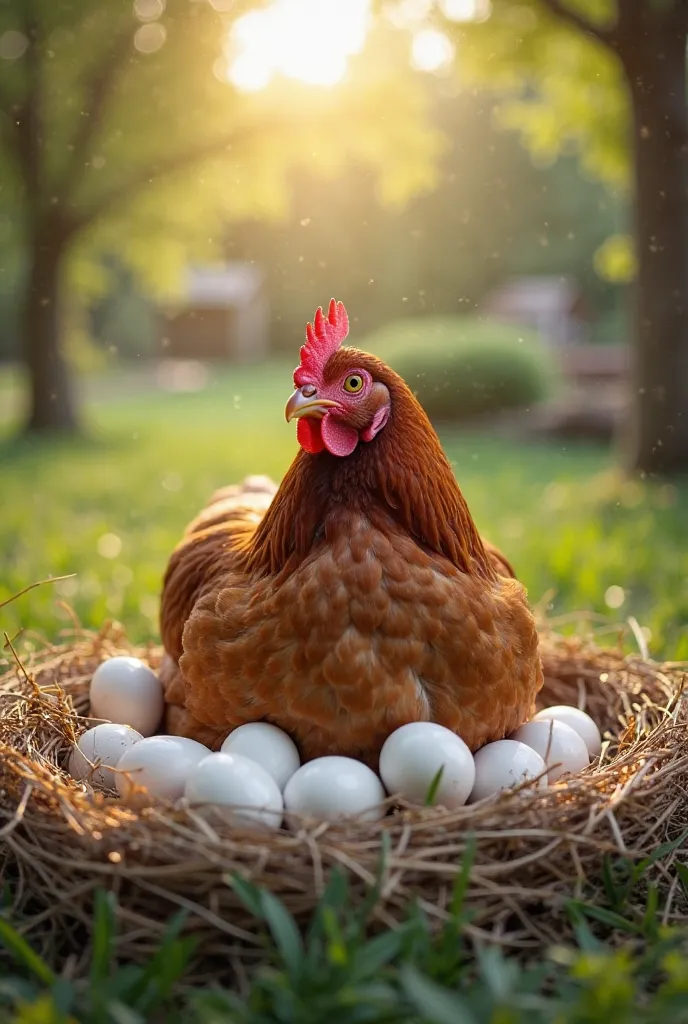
[159, 475, 277, 742]
[160, 475, 276, 659]
[482, 539, 516, 579]
[178, 509, 541, 764]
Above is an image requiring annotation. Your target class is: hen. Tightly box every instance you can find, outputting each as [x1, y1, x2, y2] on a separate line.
[159, 299, 542, 763]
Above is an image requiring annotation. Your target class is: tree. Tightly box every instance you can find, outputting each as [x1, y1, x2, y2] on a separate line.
[442, 0, 688, 476]
[233, 92, 619, 350]
[0, 0, 442, 434]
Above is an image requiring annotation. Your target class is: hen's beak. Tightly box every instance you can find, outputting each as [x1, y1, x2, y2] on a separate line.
[285, 388, 341, 423]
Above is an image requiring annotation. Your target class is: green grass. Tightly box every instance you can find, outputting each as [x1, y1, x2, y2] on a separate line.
[3, 363, 688, 1017]
[2, 361, 688, 658]
[3, 852, 688, 1023]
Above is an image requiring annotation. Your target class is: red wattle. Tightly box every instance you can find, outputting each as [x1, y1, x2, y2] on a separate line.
[297, 417, 325, 453]
[321, 415, 359, 457]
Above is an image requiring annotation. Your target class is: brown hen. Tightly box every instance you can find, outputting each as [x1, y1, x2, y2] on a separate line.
[159, 300, 542, 763]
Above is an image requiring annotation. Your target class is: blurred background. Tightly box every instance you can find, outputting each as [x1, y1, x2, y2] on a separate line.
[1, 0, 686, 657]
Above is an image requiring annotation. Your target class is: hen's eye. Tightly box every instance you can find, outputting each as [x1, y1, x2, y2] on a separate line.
[344, 374, 364, 394]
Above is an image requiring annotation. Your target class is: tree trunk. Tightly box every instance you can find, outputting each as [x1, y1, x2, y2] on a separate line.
[620, 20, 688, 475]
[21, 221, 80, 434]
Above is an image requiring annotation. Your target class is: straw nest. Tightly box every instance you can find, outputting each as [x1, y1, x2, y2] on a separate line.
[1, 620, 687, 977]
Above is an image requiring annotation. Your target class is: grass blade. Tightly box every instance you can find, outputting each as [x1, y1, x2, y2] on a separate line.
[450, 835, 476, 918]
[638, 828, 688, 870]
[350, 922, 412, 982]
[401, 963, 478, 1024]
[226, 872, 264, 918]
[425, 766, 445, 807]
[259, 889, 304, 976]
[565, 902, 604, 952]
[601, 856, 623, 910]
[123, 910, 194, 1010]
[676, 861, 688, 897]
[569, 900, 640, 935]
[0, 917, 56, 986]
[90, 890, 116, 988]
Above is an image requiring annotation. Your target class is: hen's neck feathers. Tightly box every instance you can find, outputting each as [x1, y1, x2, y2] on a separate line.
[245, 357, 496, 581]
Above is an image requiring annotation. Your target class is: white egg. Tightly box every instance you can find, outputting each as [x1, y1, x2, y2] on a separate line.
[89, 656, 164, 736]
[69, 723, 143, 791]
[532, 705, 602, 759]
[469, 740, 547, 803]
[284, 756, 386, 823]
[509, 719, 589, 783]
[185, 752, 283, 829]
[116, 735, 210, 805]
[221, 723, 300, 791]
[379, 722, 475, 809]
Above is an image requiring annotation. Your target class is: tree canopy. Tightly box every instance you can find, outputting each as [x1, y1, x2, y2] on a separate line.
[0, 0, 443, 428]
[446, 0, 628, 185]
[437, 0, 688, 474]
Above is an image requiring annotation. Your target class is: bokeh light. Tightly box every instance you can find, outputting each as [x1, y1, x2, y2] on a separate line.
[385, 0, 433, 28]
[0, 30, 28, 60]
[440, 0, 491, 22]
[410, 28, 455, 72]
[134, 22, 167, 54]
[97, 533, 123, 560]
[134, 0, 166, 22]
[604, 585, 626, 610]
[227, 0, 371, 91]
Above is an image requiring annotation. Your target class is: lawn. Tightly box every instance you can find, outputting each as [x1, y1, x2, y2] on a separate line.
[1, 361, 687, 659]
[2, 362, 688, 1021]
[3, 865, 688, 1023]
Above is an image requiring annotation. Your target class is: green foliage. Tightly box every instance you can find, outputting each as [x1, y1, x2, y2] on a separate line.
[445, 0, 630, 192]
[0, 1, 443, 299]
[2, 849, 688, 1022]
[236, 91, 624, 355]
[363, 315, 555, 421]
[436, 0, 638, 290]
[1, 361, 688, 656]
[88, 258, 158, 360]
[594, 234, 636, 284]
[0, 893, 196, 1023]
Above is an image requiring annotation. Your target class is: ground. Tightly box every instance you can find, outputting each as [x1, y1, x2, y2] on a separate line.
[1, 362, 687, 659]
[2, 362, 688, 1022]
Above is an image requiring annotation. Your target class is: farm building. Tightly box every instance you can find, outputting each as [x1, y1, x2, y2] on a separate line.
[160, 263, 269, 362]
[483, 275, 594, 347]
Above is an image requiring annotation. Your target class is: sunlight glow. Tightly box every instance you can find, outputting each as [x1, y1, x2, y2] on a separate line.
[439, 0, 490, 21]
[228, 0, 371, 92]
[410, 28, 455, 73]
[134, 22, 166, 53]
[134, 0, 166, 22]
[385, 0, 433, 29]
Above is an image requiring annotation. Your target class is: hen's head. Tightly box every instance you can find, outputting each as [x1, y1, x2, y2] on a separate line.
[285, 299, 391, 457]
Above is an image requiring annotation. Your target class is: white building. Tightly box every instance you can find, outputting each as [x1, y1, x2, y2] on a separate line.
[160, 263, 269, 363]
[483, 275, 593, 347]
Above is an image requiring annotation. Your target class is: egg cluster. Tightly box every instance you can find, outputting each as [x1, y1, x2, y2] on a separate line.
[69, 656, 602, 828]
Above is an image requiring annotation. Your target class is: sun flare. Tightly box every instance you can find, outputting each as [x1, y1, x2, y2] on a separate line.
[227, 0, 371, 92]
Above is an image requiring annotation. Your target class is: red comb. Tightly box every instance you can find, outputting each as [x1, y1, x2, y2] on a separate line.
[294, 298, 349, 386]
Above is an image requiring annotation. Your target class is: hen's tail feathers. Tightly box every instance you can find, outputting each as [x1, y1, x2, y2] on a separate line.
[207, 475, 278, 508]
[160, 475, 278, 661]
[483, 540, 516, 579]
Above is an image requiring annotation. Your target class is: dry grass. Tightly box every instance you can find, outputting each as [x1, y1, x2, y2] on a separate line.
[0, 621, 687, 978]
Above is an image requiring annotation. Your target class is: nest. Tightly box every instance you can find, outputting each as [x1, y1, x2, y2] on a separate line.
[1, 622, 687, 979]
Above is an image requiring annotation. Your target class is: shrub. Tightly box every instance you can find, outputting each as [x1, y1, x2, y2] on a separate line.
[361, 315, 556, 422]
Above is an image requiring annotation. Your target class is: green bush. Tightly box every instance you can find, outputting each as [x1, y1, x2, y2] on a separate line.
[362, 315, 556, 422]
